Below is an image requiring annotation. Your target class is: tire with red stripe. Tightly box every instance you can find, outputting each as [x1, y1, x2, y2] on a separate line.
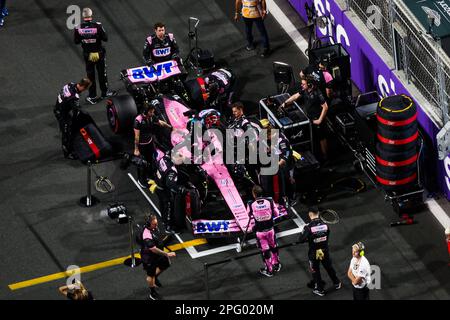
[376, 135, 418, 152]
[376, 160, 417, 175]
[377, 95, 416, 121]
[376, 174, 417, 191]
[376, 143, 417, 162]
[106, 95, 138, 134]
[377, 121, 418, 140]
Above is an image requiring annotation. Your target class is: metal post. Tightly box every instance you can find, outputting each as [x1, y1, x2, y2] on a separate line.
[124, 216, 142, 268]
[79, 161, 99, 207]
[204, 263, 210, 300]
[388, 0, 397, 61]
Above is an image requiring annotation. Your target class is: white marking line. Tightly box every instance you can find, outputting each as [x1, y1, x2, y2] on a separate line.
[267, 0, 309, 54]
[426, 199, 450, 229]
[269, 0, 450, 230]
[127, 173, 197, 258]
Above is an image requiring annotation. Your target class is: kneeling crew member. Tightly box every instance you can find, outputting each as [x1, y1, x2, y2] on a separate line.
[54, 78, 91, 159]
[299, 206, 341, 296]
[155, 151, 187, 234]
[140, 214, 176, 300]
[247, 185, 282, 277]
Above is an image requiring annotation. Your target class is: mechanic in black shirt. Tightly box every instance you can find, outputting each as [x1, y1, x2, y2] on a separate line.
[204, 68, 236, 113]
[228, 102, 261, 183]
[155, 151, 187, 234]
[281, 76, 329, 162]
[143, 22, 180, 66]
[259, 119, 296, 206]
[74, 8, 116, 104]
[134, 99, 172, 187]
[139, 214, 176, 300]
[298, 206, 341, 296]
[54, 78, 91, 159]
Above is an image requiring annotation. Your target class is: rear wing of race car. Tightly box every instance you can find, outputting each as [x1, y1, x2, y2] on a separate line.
[120, 59, 182, 85]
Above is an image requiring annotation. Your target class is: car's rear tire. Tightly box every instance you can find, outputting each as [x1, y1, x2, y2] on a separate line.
[106, 95, 138, 134]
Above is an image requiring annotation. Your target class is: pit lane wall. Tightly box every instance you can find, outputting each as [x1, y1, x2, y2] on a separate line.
[288, 0, 450, 200]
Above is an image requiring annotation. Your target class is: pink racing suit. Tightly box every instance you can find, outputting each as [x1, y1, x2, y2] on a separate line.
[248, 197, 280, 272]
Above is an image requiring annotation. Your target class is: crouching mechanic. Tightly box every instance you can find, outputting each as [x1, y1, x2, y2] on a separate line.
[299, 207, 341, 296]
[139, 214, 176, 300]
[155, 151, 187, 234]
[54, 78, 92, 159]
[247, 185, 282, 277]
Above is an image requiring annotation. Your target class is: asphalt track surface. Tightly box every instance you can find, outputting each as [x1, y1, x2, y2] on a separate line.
[0, 0, 449, 300]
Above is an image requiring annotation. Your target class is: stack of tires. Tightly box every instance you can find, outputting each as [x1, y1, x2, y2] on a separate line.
[375, 95, 419, 192]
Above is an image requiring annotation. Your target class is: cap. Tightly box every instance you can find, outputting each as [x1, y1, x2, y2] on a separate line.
[82, 8, 93, 19]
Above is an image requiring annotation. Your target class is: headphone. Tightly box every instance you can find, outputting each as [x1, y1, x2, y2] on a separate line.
[305, 75, 316, 89]
[355, 242, 365, 257]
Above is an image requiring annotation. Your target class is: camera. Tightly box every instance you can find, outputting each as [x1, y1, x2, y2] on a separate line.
[107, 203, 129, 224]
[120, 153, 149, 170]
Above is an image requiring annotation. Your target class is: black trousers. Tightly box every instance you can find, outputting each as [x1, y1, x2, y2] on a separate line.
[260, 166, 292, 204]
[242, 17, 270, 49]
[137, 142, 157, 184]
[85, 52, 108, 98]
[353, 286, 370, 300]
[54, 105, 73, 156]
[156, 188, 174, 227]
[308, 251, 340, 290]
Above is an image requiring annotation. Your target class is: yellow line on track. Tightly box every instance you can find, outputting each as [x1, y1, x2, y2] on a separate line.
[8, 238, 207, 291]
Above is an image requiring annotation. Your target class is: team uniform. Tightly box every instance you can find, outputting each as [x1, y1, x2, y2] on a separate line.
[299, 218, 340, 293]
[140, 226, 170, 277]
[260, 132, 294, 205]
[248, 197, 281, 275]
[74, 20, 111, 100]
[155, 154, 186, 232]
[143, 33, 180, 65]
[134, 112, 162, 185]
[54, 83, 81, 158]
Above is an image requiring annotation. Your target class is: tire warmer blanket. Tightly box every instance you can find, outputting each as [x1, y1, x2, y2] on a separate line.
[80, 127, 100, 159]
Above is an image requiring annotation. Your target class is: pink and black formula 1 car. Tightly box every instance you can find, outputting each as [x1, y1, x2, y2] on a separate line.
[149, 95, 290, 237]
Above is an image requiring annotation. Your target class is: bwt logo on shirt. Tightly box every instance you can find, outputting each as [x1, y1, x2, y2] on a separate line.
[153, 47, 171, 57]
[131, 61, 174, 81]
[194, 221, 230, 233]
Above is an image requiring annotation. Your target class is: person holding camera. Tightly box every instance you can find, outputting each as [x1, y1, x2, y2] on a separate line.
[134, 99, 172, 188]
[281, 76, 329, 163]
[54, 78, 92, 159]
[58, 280, 94, 300]
[347, 242, 371, 300]
[139, 214, 176, 300]
[298, 207, 341, 297]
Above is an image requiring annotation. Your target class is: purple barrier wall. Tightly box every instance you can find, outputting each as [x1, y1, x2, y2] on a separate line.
[288, 0, 450, 199]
